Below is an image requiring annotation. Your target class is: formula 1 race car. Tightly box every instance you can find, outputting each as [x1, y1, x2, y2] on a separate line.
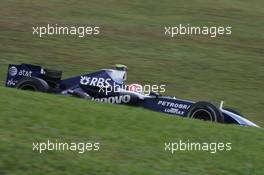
[5, 63, 259, 127]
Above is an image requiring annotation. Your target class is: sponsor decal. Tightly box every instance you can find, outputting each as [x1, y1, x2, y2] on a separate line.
[18, 70, 32, 77]
[157, 100, 190, 110]
[92, 95, 131, 104]
[6, 79, 18, 86]
[80, 76, 111, 87]
[40, 68, 46, 74]
[9, 66, 18, 76]
[165, 108, 184, 115]
[9, 66, 32, 77]
[158, 100, 191, 115]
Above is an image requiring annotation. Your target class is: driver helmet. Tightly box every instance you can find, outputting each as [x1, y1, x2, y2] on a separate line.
[115, 64, 127, 81]
[115, 64, 127, 71]
[127, 83, 144, 94]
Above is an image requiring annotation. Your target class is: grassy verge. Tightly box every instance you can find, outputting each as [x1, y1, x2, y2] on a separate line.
[0, 87, 263, 175]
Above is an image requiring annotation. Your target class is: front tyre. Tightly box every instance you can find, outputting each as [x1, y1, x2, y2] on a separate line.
[187, 101, 224, 123]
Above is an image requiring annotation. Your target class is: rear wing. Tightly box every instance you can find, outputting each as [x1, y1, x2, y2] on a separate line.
[5, 64, 44, 88]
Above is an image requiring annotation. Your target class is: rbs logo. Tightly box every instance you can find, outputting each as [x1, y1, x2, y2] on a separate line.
[80, 76, 111, 87]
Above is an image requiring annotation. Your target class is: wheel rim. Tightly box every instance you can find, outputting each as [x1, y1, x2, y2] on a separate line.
[190, 109, 215, 122]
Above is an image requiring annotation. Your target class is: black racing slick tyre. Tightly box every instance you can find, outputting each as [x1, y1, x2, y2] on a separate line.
[16, 77, 50, 92]
[44, 69, 62, 79]
[187, 101, 224, 123]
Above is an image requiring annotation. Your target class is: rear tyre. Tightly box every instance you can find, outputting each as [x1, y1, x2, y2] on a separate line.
[16, 77, 50, 92]
[44, 69, 62, 79]
[187, 101, 224, 123]
[42, 69, 62, 89]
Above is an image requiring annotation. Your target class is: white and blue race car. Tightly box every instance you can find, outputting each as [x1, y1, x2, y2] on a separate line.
[5, 63, 259, 127]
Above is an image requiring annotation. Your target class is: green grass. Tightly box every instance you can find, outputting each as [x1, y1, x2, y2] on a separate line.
[0, 0, 263, 174]
[0, 0, 263, 126]
[0, 87, 263, 175]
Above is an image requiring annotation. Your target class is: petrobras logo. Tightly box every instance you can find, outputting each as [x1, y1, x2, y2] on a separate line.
[80, 76, 111, 87]
[9, 66, 18, 76]
[157, 101, 190, 110]
[92, 95, 131, 104]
